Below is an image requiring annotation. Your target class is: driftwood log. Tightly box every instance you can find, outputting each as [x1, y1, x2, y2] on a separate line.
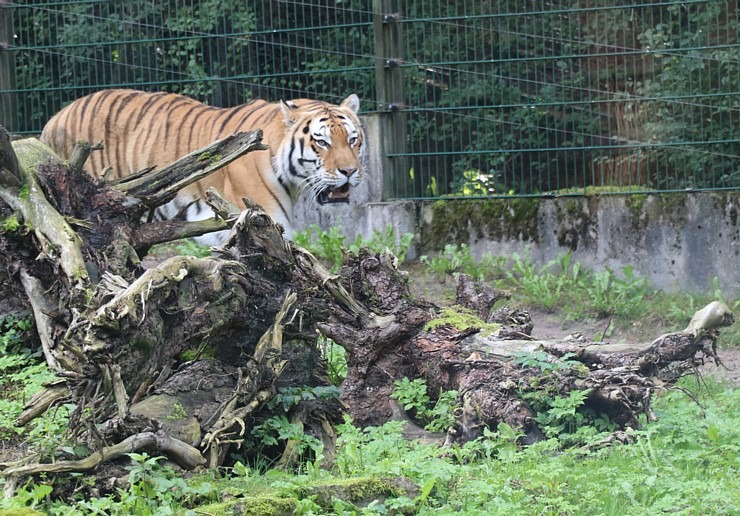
[0, 126, 734, 492]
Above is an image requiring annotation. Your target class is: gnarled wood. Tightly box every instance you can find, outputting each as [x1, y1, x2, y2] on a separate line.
[0, 129, 733, 497]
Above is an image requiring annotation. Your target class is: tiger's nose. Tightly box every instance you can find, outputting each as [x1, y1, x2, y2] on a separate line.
[339, 168, 358, 178]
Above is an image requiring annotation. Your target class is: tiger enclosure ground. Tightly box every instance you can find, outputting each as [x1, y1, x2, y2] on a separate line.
[1, 228, 739, 515]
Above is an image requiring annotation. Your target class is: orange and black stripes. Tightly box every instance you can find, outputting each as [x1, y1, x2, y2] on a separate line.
[40, 89, 365, 243]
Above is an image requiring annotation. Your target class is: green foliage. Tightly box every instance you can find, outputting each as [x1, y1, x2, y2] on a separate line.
[420, 243, 509, 281]
[3, 378, 739, 514]
[0, 317, 60, 442]
[268, 385, 341, 413]
[317, 335, 348, 386]
[1, 482, 53, 512]
[0, 317, 78, 467]
[426, 390, 460, 433]
[506, 251, 579, 311]
[420, 248, 722, 345]
[1, 215, 21, 232]
[390, 378, 459, 433]
[166, 402, 188, 421]
[238, 385, 340, 466]
[391, 378, 431, 416]
[71, 453, 217, 514]
[294, 224, 414, 273]
[401, 2, 739, 196]
[513, 350, 581, 373]
[251, 415, 324, 458]
[348, 225, 415, 264]
[534, 389, 591, 438]
[576, 265, 648, 319]
[329, 385, 740, 514]
[294, 225, 347, 272]
[513, 351, 617, 445]
[174, 239, 212, 258]
[506, 250, 649, 320]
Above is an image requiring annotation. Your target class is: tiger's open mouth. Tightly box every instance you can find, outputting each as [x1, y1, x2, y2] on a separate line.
[317, 183, 350, 204]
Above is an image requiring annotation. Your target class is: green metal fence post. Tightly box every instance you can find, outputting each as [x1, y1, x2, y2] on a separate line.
[0, 2, 16, 132]
[373, 0, 406, 200]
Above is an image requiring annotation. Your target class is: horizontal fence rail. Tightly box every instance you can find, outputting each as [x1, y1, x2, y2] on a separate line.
[1, 0, 738, 199]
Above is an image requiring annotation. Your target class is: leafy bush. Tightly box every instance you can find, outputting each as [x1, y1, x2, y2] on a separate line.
[0, 317, 60, 442]
[391, 377, 459, 433]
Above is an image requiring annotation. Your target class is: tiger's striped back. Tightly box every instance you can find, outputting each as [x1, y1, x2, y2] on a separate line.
[41, 89, 365, 244]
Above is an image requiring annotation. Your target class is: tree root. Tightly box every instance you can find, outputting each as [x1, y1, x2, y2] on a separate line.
[1, 430, 204, 480]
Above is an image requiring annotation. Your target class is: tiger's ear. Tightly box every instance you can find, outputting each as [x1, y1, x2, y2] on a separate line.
[341, 94, 360, 113]
[280, 100, 299, 125]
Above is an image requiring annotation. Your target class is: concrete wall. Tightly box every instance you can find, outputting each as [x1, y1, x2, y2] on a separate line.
[294, 115, 739, 296]
[418, 194, 739, 295]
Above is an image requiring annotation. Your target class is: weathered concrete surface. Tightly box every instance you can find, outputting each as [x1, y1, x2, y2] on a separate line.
[293, 114, 739, 296]
[298, 192, 740, 296]
[512, 193, 739, 295]
[297, 191, 738, 296]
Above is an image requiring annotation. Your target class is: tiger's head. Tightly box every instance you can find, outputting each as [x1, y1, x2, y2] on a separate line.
[276, 94, 365, 206]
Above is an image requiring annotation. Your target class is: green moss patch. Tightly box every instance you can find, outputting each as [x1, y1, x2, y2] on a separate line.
[425, 306, 501, 337]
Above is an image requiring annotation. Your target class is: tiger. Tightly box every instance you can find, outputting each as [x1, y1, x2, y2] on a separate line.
[40, 89, 365, 244]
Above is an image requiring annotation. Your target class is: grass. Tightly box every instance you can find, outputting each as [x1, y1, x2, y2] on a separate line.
[1, 226, 738, 514]
[2, 377, 737, 514]
[419, 244, 739, 347]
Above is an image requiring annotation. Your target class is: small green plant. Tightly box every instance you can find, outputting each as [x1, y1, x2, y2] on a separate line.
[2, 215, 21, 232]
[459, 422, 523, 463]
[175, 238, 212, 257]
[0, 316, 62, 446]
[506, 253, 567, 310]
[110, 452, 217, 513]
[296, 224, 414, 272]
[391, 377, 459, 432]
[241, 385, 339, 465]
[348, 225, 414, 263]
[318, 335, 348, 386]
[426, 389, 460, 433]
[513, 350, 581, 372]
[294, 225, 347, 271]
[578, 265, 648, 319]
[504, 251, 584, 311]
[268, 385, 341, 413]
[535, 389, 591, 438]
[251, 415, 324, 458]
[167, 401, 188, 420]
[421, 243, 483, 280]
[391, 377, 431, 417]
[1, 481, 53, 512]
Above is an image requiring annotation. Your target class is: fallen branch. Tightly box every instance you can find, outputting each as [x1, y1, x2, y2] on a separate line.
[1, 430, 205, 478]
[112, 129, 267, 207]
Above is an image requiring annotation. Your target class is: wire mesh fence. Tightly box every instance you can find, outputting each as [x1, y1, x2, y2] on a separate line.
[387, 1, 740, 198]
[0, 0, 374, 133]
[1, 0, 738, 199]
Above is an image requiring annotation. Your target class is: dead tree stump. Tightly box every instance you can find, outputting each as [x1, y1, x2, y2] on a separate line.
[0, 126, 734, 491]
